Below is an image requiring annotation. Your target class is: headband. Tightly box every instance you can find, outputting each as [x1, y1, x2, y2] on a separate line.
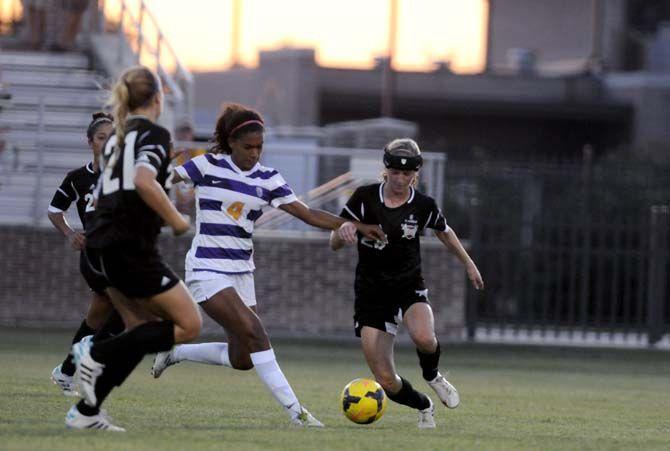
[383, 151, 423, 171]
[229, 119, 264, 136]
[89, 117, 113, 129]
[87, 117, 113, 138]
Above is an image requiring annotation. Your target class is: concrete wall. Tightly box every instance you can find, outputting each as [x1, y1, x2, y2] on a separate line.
[0, 227, 466, 342]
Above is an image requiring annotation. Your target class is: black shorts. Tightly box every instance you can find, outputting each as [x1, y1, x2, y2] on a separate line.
[80, 250, 108, 295]
[85, 245, 180, 299]
[353, 277, 430, 337]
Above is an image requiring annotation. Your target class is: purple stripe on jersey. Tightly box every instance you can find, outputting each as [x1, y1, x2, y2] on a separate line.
[199, 223, 252, 239]
[246, 209, 263, 221]
[270, 184, 293, 201]
[199, 198, 222, 211]
[182, 160, 203, 184]
[200, 175, 294, 204]
[200, 175, 271, 202]
[204, 153, 236, 172]
[248, 169, 278, 180]
[193, 268, 252, 275]
[195, 246, 252, 260]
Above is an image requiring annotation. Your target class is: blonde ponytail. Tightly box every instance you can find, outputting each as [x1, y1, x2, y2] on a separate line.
[106, 66, 161, 152]
[110, 79, 130, 148]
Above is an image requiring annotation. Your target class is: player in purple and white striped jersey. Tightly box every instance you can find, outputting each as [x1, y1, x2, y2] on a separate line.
[151, 104, 385, 427]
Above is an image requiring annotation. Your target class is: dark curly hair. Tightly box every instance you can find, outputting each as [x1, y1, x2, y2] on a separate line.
[211, 103, 264, 154]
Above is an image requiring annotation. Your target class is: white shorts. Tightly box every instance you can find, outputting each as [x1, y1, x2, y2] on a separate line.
[185, 271, 256, 307]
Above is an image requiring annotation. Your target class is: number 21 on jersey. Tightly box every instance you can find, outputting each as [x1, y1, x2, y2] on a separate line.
[101, 131, 138, 195]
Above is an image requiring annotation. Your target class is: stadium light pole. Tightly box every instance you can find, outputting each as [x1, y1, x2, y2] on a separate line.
[381, 0, 398, 117]
[230, 0, 242, 68]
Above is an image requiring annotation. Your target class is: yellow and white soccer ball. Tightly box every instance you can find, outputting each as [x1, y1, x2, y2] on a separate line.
[341, 378, 387, 424]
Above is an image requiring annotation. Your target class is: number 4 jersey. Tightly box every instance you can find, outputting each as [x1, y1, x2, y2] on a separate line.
[86, 116, 174, 251]
[175, 153, 297, 275]
[48, 162, 98, 229]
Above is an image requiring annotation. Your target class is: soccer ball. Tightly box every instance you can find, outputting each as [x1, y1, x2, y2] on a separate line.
[341, 378, 387, 424]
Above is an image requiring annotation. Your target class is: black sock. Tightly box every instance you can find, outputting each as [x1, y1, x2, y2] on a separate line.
[417, 341, 441, 381]
[76, 399, 99, 416]
[92, 310, 125, 342]
[93, 349, 145, 408]
[386, 376, 431, 410]
[90, 321, 175, 364]
[61, 320, 97, 376]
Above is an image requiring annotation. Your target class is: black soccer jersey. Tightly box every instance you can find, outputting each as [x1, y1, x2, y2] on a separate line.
[340, 183, 449, 288]
[48, 162, 98, 229]
[86, 116, 173, 250]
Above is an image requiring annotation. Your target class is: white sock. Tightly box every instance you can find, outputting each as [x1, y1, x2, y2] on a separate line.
[250, 348, 301, 417]
[172, 342, 231, 367]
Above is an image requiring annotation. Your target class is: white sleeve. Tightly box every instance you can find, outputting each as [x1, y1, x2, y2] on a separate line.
[268, 173, 298, 208]
[176, 154, 209, 185]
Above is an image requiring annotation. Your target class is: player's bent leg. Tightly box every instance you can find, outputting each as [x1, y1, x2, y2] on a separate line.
[146, 281, 202, 344]
[403, 302, 438, 353]
[403, 303, 459, 409]
[200, 288, 269, 351]
[75, 287, 179, 407]
[360, 326, 402, 393]
[200, 289, 322, 426]
[85, 293, 114, 330]
[361, 326, 433, 427]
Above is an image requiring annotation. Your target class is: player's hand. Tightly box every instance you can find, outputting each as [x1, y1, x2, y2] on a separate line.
[68, 231, 86, 251]
[337, 221, 358, 244]
[172, 214, 191, 236]
[355, 223, 387, 244]
[466, 260, 484, 290]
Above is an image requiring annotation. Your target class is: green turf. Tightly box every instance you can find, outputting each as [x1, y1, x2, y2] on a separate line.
[1, 328, 669, 451]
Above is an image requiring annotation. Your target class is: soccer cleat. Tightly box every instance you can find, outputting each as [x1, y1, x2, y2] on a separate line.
[427, 372, 460, 409]
[51, 365, 79, 397]
[289, 407, 324, 428]
[72, 340, 105, 407]
[65, 405, 125, 432]
[151, 349, 177, 378]
[417, 398, 436, 429]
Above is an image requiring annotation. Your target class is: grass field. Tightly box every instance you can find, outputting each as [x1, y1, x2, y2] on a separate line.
[1, 328, 669, 451]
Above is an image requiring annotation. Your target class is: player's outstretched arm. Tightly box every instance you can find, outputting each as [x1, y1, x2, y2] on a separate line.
[279, 201, 385, 242]
[434, 229, 484, 290]
[134, 166, 190, 236]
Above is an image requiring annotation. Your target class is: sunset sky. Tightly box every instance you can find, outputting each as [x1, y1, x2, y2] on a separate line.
[141, 0, 488, 73]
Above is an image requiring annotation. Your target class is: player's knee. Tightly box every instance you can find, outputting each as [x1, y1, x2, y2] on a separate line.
[240, 320, 269, 351]
[374, 371, 398, 392]
[180, 316, 202, 342]
[413, 333, 437, 353]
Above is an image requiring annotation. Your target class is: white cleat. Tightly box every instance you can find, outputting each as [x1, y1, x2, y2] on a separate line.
[65, 405, 125, 432]
[427, 372, 460, 409]
[417, 398, 436, 429]
[72, 340, 104, 407]
[289, 407, 324, 428]
[151, 349, 177, 378]
[51, 365, 78, 397]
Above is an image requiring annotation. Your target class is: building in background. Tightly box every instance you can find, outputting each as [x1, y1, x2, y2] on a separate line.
[193, 0, 670, 161]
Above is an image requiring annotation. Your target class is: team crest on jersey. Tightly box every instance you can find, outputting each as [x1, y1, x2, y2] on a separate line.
[361, 237, 387, 250]
[256, 186, 264, 198]
[401, 214, 418, 239]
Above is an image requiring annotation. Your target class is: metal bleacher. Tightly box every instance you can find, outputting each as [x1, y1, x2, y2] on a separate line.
[0, 50, 106, 227]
